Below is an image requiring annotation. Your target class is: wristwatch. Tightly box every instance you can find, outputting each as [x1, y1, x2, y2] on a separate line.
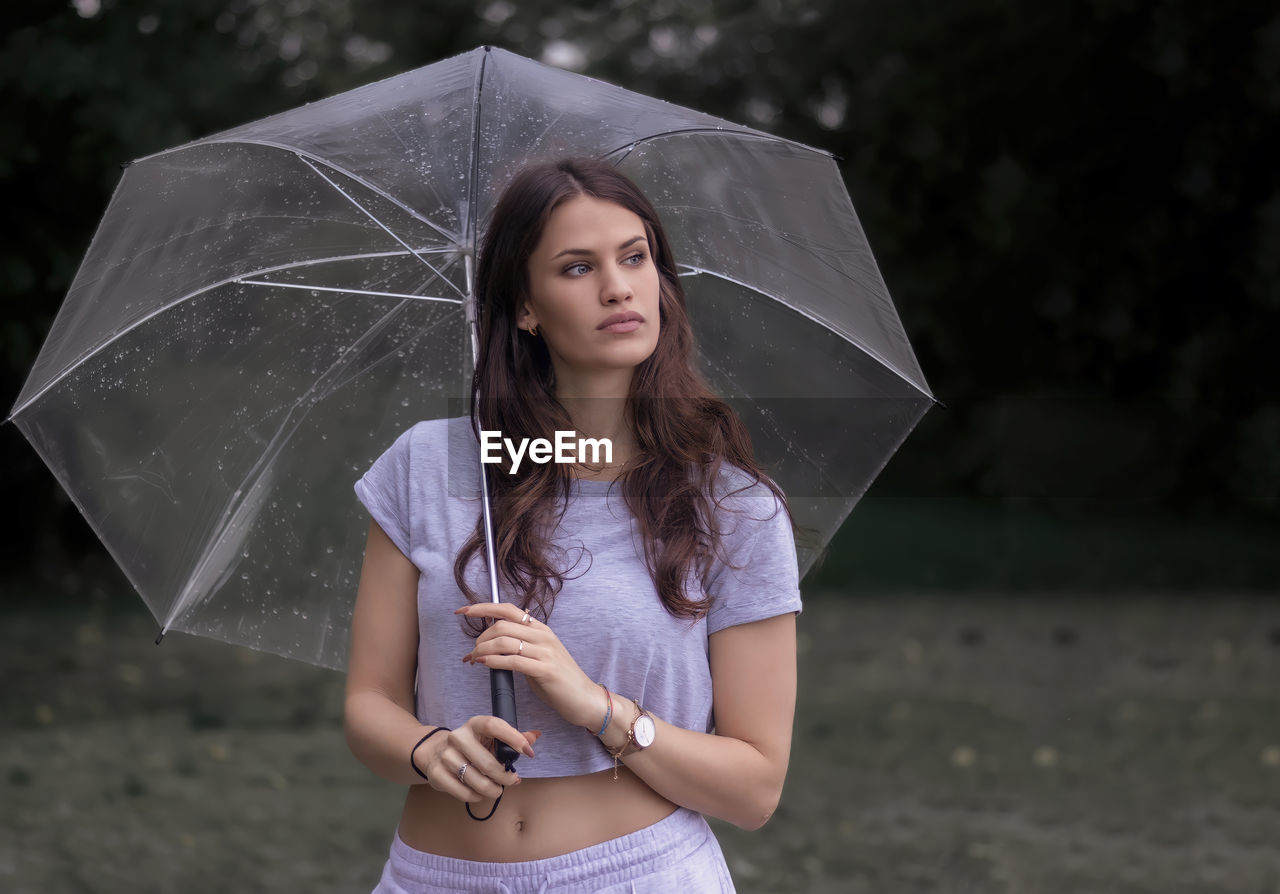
[604, 699, 656, 780]
[628, 700, 656, 751]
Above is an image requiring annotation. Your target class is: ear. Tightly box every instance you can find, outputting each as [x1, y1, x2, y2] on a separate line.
[516, 302, 539, 334]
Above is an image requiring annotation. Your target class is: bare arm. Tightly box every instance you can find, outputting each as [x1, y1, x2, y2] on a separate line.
[464, 604, 797, 830]
[609, 613, 797, 830]
[343, 519, 433, 786]
[344, 520, 535, 794]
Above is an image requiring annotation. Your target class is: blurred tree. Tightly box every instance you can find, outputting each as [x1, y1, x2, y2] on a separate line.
[360, 0, 1279, 519]
[3, 0, 1277, 580]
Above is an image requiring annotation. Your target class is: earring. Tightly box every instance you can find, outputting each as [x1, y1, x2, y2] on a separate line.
[529, 324, 539, 337]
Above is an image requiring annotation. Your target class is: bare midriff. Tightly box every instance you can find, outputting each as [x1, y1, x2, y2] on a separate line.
[396, 767, 677, 862]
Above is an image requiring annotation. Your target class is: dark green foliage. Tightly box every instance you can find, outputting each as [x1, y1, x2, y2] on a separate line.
[3, 0, 1277, 582]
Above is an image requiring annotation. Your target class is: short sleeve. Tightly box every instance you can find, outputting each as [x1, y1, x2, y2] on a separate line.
[705, 481, 803, 635]
[353, 426, 414, 559]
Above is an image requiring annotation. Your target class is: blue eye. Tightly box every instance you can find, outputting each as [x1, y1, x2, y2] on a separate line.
[564, 262, 591, 276]
[624, 253, 646, 266]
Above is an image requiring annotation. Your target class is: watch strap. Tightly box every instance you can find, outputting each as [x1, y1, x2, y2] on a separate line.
[603, 699, 651, 779]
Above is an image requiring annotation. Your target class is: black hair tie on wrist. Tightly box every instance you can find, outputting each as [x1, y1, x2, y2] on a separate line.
[410, 726, 451, 782]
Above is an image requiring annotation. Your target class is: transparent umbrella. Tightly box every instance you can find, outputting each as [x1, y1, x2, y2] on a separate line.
[9, 46, 935, 670]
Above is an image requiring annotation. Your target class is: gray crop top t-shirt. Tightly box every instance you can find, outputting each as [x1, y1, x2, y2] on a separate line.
[354, 416, 802, 778]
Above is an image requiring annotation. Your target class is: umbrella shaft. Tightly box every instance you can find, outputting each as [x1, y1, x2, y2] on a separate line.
[462, 251, 503, 607]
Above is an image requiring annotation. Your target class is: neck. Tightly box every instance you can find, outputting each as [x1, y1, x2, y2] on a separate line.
[553, 369, 636, 464]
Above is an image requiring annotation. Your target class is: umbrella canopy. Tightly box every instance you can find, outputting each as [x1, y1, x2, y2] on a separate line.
[10, 46, 935, 670]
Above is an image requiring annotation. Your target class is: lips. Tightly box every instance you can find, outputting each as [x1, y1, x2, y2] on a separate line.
[597, 311, 645, 332]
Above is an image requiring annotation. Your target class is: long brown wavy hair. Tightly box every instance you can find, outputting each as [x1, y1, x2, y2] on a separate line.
[454, 157, 792, 628]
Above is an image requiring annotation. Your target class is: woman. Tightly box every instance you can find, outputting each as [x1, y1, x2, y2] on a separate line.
[346, 158, 801, 893]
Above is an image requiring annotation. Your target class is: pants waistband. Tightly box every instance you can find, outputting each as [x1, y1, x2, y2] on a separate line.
[387, 806, 711, 889]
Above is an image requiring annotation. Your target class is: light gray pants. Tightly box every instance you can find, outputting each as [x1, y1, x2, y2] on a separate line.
[370, 807, 736, 893]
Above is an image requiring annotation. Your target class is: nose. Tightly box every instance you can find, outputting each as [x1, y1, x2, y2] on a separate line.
[599, 264, 633, 304]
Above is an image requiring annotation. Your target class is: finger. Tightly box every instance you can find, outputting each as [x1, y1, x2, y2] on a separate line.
[429, 749, 485, 804]
[452, 748, 508, 800]
[432, 769, 485, 804]
[444, 743, 512, 801]
[468, 651, 539, 678]
[477, 619, 543, 642]
[477, 715, 538, 759]
[463, 637, 541, 667]
[456, 602, 541, 627]
[471, 635, 535, 659]
[473, 622, 539, 649]
[452, 727, 520, 787]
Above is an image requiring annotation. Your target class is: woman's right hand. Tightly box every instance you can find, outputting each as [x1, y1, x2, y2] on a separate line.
[412, 716, 541, 804]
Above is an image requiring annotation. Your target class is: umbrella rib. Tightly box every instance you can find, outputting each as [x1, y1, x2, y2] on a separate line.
[328, 304, 460, 396]
[60, 216, 433, 298]
[161, 297, 439, 634]
[698, 354, 845, 497]
[670, 208, 920, 375]
[236, 280, 462, 304]
[8, 247, 467, 419]
[230, 247, 459, 276]
[525, 111, 573, 161]
[228, 246, 464, 297]
[160, 137, 462, 246]
[297, 155, 467, 300]
[371, 106, 454, 239]
[601, 127, 834, 163]
[679, 266, 934, 399]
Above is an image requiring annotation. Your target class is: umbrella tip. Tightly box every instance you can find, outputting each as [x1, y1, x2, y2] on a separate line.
[154, 628, 166, 646]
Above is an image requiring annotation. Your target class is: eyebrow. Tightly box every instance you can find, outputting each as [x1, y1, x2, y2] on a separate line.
[549, 235, 647, 261]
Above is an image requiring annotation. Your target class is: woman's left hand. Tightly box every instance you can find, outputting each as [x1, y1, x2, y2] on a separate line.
[457, 603, 604, 731]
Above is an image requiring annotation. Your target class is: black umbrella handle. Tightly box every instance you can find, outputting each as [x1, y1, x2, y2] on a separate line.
[490, 667, 520, 768]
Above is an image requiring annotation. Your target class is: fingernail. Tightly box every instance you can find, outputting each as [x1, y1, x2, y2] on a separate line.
[475, 657, 487, 665]
[523, 747, 535, 758]
[454, 607, 467, 614]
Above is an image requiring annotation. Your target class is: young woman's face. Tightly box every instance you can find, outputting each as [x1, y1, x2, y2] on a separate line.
[521, 195, 661, 387]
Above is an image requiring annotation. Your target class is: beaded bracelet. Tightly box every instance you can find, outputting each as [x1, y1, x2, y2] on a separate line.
[595, 683, 613, 737]
[410, 726, 451, 783]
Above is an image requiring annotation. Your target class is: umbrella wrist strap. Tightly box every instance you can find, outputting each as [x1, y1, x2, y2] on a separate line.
[467, 787, 504, 821]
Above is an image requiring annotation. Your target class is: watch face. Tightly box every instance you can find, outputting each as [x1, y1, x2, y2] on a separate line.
[635, 713, 656, 748]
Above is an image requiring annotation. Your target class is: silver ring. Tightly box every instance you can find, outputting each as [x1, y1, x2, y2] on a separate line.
[457, 762, 468, 784]
[520, 611, 531, 625]
[518, 640, 524, 654]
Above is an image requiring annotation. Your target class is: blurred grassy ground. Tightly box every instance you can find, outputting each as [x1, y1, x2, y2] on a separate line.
[809, 497, 1280, 592]
[2, 499, 1278, 893]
